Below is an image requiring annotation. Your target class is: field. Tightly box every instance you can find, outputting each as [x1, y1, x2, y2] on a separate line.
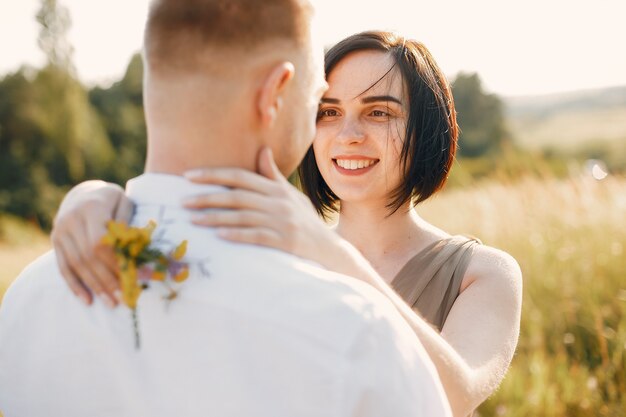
[418, 174, 626, 416]
[508, 107, 626, 151]
[1, 174, 625, 416]
[0, 215, 50, 298]
[505, 86, 626, 151]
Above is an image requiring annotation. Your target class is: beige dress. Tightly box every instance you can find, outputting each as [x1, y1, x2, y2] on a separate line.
[391, 235, 482, 331]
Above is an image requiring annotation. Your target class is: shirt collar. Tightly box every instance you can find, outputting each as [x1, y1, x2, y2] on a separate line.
[126, 173, 226, 207]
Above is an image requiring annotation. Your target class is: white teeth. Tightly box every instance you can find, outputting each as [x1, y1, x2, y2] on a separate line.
[336, 159, 376, 170]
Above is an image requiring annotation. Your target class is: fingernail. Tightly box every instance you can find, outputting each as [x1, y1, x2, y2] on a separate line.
[184, 169, 204, 179]
[79, 293, 91, 306]
[182, 197, 195, 206]
[191, 213, 205, 222]
[217, 228, 231, 238]
[114, 290, 122, 302]
[101, 294, 116, 309]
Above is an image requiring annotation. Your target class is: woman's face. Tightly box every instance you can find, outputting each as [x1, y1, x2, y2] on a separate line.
[313, 50, 408, 206]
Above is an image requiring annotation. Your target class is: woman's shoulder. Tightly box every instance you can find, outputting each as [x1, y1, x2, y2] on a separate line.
[460, 243, 523, 294]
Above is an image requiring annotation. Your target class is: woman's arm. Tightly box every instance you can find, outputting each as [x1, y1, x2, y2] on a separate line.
[187, 147, 523, 417]
[333, 241, 522, 416]
[51, 180, 133, 306]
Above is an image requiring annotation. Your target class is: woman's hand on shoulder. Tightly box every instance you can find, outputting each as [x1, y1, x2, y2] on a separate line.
[51, 180, 133, 307]
[184, 147, 342, 266]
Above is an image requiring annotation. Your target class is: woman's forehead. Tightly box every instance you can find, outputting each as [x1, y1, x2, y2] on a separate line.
[325, 50, 404, 100]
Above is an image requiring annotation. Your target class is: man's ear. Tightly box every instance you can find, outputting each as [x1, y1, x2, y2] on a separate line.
[257, 61, 295, 128]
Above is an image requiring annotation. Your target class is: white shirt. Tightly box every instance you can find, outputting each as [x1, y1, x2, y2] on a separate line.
[0, 173, 451, 417]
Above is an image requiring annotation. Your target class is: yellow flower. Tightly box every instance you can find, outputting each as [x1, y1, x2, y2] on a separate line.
[119, 259, 141, 309]
[100, 233, 115, 246]
[101, 221, 121, 245]
[173, 267, 190, 283]
[99, 220, 190, 350]
[143, 220, 157, 235]
[151, 270, 166, 282]
[172, 240, 188, 261]
[121, 227, 141, 247]
[109, 221, 129, 239]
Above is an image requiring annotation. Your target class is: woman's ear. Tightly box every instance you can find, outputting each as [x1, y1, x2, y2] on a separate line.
[257, 61, 295, 128]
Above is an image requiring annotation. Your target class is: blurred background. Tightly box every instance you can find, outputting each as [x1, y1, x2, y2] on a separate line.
[0, 1, 624, 415]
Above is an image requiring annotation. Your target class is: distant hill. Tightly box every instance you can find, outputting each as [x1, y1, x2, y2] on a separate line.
[503, 86, 626, 150]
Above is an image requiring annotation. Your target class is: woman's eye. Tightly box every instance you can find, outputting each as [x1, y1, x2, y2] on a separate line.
[371, 109, 390, 117]
[318, 108, 339, 118]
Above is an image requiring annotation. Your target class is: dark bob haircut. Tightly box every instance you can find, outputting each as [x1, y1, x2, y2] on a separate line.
[298, 31, 458, 219]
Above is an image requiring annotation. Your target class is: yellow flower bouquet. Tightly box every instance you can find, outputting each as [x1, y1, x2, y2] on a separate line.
[101, 220, 189, 349]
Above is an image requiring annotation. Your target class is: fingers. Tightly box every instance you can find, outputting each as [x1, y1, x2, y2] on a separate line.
[53, 236, 93, 306]
[216, 227, 283, 250]
[184, 166, 277, 195]
[113, 196, 134, 223]
[62, 233, 117, 308]
[184, 189, 278, 212]
[191, 209, 274, 228]
[51, 183, 126, 307]
[54, 227, 107, 304]
[52, 210, 119, 307]
[84, 213, 120, 295]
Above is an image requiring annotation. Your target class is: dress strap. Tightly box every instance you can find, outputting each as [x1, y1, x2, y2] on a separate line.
[391, 235, 481, 331]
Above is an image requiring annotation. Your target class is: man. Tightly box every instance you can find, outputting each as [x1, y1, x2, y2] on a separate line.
[0, 1, 451, 416]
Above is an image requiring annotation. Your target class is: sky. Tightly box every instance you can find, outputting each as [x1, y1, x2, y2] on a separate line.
[1, 0, 625, 97]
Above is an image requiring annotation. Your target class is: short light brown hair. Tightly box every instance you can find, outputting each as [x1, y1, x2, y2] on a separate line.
[144, 0, 313, 73]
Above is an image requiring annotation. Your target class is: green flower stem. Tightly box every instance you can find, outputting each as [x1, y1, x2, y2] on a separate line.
[132, 308, 140, 350]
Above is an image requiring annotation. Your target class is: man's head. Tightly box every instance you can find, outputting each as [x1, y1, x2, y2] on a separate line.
[142, 0, 327, 175]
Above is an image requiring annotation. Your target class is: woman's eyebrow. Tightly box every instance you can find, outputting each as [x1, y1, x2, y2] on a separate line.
[320, 95, 402, 105]
[361, 95, 402, 105]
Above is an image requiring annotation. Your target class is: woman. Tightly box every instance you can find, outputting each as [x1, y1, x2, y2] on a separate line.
[52, 32, 522, 417]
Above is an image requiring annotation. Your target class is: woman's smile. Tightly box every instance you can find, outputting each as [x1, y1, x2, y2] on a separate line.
[332, 156, 380, 176]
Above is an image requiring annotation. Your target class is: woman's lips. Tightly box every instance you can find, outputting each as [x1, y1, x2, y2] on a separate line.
[332, 157, 379, 176]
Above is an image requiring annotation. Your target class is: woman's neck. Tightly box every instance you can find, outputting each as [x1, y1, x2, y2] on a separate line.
[335, 200, 424, 263]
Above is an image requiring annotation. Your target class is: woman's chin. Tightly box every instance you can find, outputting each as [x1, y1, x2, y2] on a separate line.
[333, 190, 389, 208]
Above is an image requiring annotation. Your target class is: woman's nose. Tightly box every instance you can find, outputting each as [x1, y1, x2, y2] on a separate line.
[336, 117, 365, 144]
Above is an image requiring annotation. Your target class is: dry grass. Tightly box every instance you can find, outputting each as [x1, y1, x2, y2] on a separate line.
[0, 216, 49, 301]
[418, 174, 626, 417]
[509, 107, 626, 150]
[0, 243, 50, 298]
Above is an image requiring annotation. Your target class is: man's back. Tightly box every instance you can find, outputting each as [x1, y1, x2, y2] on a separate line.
[0, 174, 450, 416]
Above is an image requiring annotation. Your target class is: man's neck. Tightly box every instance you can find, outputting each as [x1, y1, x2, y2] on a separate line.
[143, 72, 261, 175]
[144, 127, 259, 175]
[143, 99, 260, 175]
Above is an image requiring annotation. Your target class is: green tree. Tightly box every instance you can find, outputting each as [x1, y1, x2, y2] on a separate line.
[89, 53, 147, 183]
[33, 0, 115, 179]
[0, 70, 46, 221]
[0, 1, 115, 228]
[0, 66, 114, 228]
[33, 65, 114, 184]
[452, 72, 508, 157]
